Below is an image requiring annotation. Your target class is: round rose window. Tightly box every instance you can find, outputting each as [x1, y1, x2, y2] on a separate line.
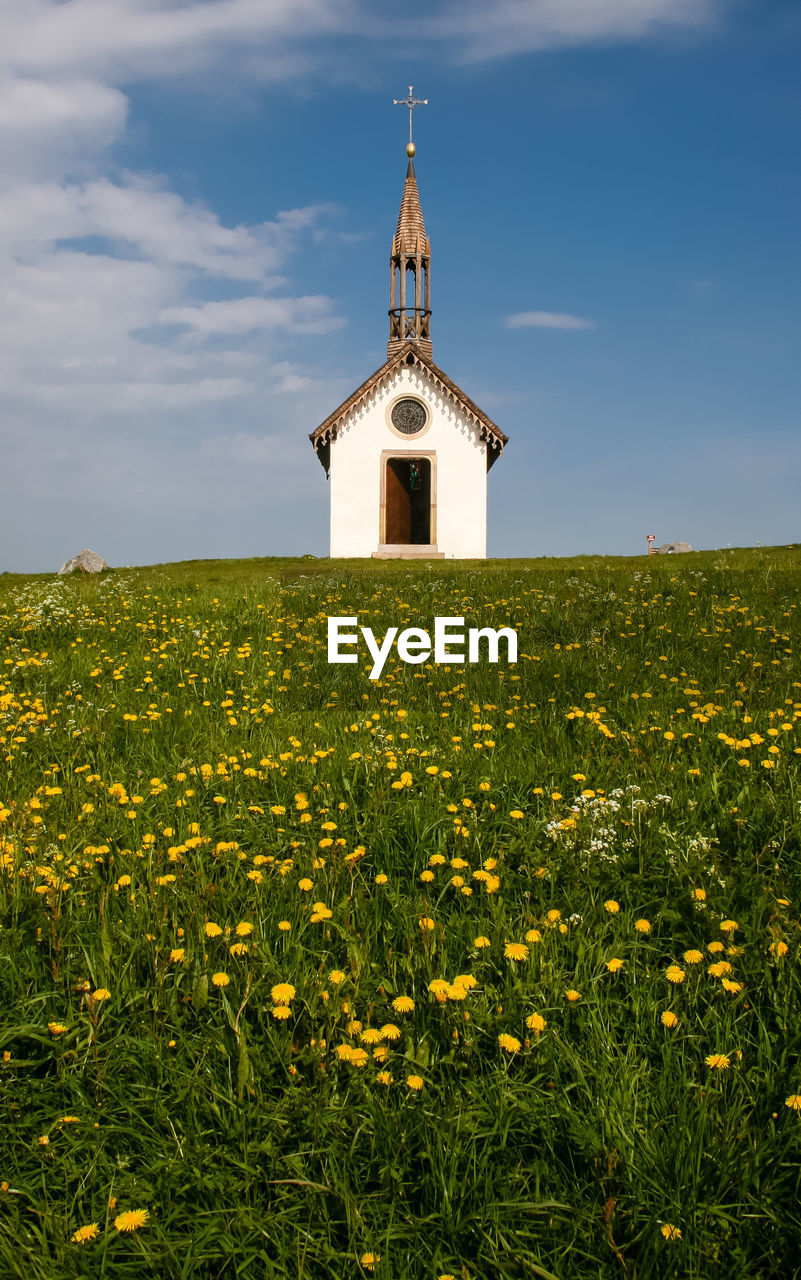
[391, 398, 427, 435]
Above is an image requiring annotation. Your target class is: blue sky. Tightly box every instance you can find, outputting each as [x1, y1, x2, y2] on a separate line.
[1, 0, 799, 570]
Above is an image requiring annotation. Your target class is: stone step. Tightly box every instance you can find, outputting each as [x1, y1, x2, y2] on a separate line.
[372, 544, 445, 559]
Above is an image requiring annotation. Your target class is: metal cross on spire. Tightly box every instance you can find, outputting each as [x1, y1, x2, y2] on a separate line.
[393, 85, 428, 147]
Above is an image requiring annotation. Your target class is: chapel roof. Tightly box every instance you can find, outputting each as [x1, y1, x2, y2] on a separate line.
[309, 346, 508, 472]
[392, 158, 430, 257]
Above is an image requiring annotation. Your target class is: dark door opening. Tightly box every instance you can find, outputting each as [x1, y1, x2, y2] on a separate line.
[385, 457, 431, 544]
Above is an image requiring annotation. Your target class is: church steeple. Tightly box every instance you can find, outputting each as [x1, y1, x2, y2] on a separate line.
[388, 152, 432, 360]
[388, 87, 432, 360]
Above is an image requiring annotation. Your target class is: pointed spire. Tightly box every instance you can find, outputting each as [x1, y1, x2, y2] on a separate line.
[388, 145, 432, 360]
[392, 157, 430, 257]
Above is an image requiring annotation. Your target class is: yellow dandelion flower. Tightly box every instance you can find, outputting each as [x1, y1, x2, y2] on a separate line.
[377, 1070, 392, 1086]
[392, 996, 415, 1014]
[329, 969, 346, 986]
[271, 983, 296, 1005]
[278, 920, 291, 932]
[504, 942, 529, 962]
[605, 958, 624, 973]
[634, 918, 651, 933]
[114, 1209, 149, 1232]
[525, 1012, 547, 1034]
[211, 972, 229, 987]
[375, 873, 388, 885]
[360, 1253, 380, 1270]
[665, 965, 685, 984]
[683, 949, 704, 964]
[406, 1074, 424, 1091]
[661, 1010, 679, 1028]
[705, 1053, 730, 1070]
[168, 948, 185, 963]
[235, 922, 253, 937]
[565, 989, 582, 1002]
[71, 1222, 100, 1244]
[720, 919, 738, 934]
[48, 1022, 68, 1035]
[91, 988, 111, 1003]
[785, 1094, 801, 1110]
[271, 1005, 292, 1020]
[474, 936, 491, 949]
[498, 1033, 521, 1053]
[525, 928, 542, 943]
[660, 1224, 681, 1242]
[204, 922, 222, 938]
[604, 900, 620, 914]
[349, 1048, 368, 1068]
[359, 1028, 385, 1045]
[379, 1023, 400, 1041]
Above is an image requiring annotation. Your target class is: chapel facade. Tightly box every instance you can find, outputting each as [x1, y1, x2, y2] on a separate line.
[310, 130, 507, 559]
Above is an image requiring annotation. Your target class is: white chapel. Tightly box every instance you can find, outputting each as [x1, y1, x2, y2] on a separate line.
[310, 93, 507, 559]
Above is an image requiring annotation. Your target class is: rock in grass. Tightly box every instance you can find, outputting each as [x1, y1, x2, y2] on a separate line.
[654, 541, 692, 555]
[58, 548, 109, 574]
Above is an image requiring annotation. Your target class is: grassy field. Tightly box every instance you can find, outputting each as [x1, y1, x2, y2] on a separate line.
[1, 547, 799, 1279]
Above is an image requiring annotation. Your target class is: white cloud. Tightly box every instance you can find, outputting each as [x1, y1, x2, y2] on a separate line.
[0, 0, 350, 82]
[159, 295, 346, 336]
[0, 77, 128, 183]
[0, 177, 331, 279]
[687, 278, 721, 297]
[426, 0, 725, 61]
[0, 0, 728, 88]
[505, 310, 595, 330]
[0, 175, 344, 419]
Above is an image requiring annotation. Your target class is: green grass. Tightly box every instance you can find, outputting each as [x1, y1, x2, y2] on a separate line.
[1, 547, 799, 1279]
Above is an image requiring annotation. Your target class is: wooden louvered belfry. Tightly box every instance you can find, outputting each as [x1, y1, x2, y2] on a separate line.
[388, 156, 432, 360]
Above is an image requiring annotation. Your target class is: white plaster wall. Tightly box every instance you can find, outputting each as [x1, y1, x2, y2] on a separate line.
[328, 365, 488, 558]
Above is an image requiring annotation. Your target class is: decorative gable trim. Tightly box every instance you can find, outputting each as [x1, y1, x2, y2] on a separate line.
[309, 348, 508, 470]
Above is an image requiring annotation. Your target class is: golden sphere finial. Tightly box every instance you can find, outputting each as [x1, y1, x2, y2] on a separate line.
[406, 141, 416, 158]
